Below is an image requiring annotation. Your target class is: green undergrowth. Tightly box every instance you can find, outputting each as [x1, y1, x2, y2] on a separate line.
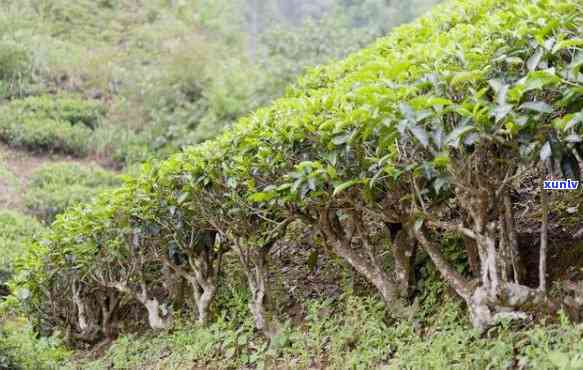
[552, 190, 583, 227]
[0, 161, 19, 207]
[0, 318, 70, 370]
[0, 212, 55, 370]
[0, 38, 35, 99]
[3, 262, 583, 370]
[0, 211, 44, 282]
[23, 162, 121, 224]
[0, 163, 18, 188]
[63, 296, 583, 370]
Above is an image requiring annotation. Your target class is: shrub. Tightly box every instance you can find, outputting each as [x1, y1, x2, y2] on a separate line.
[0, 319, 70, 370]
[0, 211, 44, 281]
[24, 162, 121, 224]
[6, 95, 105, 129]
[0, 39, 32, 99]
[0, 95, 105, 155]
[90, 125, 153, 168]
[0, 211, 43, 301]
[9, 0, 583, 357]
[0, 117, 92, 156]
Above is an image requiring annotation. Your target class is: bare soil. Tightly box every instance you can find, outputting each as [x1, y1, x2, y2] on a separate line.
[0, 143, 106, 211]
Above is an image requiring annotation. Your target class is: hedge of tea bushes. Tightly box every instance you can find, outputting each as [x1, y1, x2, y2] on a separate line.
[0, 95, 104, 156]
[7, 0, 582, 343]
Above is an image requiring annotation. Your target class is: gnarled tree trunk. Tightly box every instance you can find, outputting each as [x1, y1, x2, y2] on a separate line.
[417, 184, 552, 332]
[143, 298, 167, 330]
[233, 239, 280, 340]
[318, 208, 408, 318]
[97, 290, 120, 339]
[161, 243, 221, 326]
[73, 283, 91, 334]
[391, 226, 417, 300]
[108, 280, 170, 330]
[187, 246, 221, 326]
[72, 283, 103, 343]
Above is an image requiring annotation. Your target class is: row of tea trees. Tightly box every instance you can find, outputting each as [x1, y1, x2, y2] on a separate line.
[5, 0, 583, 347]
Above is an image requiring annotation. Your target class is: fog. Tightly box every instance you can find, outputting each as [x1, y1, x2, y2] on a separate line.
[241, 0, 443, 59]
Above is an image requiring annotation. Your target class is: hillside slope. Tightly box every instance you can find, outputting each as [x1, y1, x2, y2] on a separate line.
[2, 0, 583, 369]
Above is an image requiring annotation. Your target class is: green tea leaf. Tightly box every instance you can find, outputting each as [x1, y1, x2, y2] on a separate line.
[521, 102, 553, 114]
[333, 180, 361, 196]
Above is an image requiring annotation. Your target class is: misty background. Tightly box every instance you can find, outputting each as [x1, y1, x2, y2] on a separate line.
[168, 0, 443, 147]
[0, 0, 442, 162]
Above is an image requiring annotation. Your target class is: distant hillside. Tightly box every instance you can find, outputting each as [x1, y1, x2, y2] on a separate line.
[0, 0, 441, 167]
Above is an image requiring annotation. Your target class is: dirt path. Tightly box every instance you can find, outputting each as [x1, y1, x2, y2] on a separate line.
[0, 143, 105, 211]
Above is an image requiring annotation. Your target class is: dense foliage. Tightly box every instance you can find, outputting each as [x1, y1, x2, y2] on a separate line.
[0, 0, 440, 166]
[0, 318, 69, 370]
[6, 0, 582, 362]
[0, 211, 44, 293]
[1, 0, 582, 368]
[0, 96, 104, 155]
[23, 162, 121, 224]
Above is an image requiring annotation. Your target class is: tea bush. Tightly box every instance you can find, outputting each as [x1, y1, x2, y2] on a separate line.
[0, 39, 33, 99]
[0, 211, 44, 287]
[23, 162, 121, 224]
[7, 0, 583, 368]
[6, 95, 105, 129]
[0, 319, 70, 370]
[0, 118, 92, 156]
[0, 95, 104, 156]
